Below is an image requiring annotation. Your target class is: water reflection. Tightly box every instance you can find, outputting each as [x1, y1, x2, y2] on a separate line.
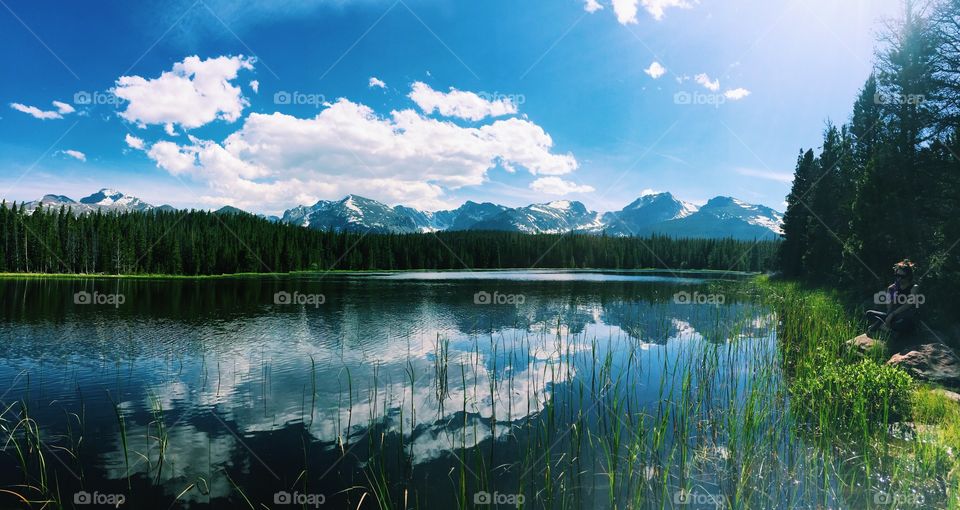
[0, 272, 774, 508]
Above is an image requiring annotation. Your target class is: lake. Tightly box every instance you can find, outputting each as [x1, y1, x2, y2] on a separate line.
[0, 271, 918, 508]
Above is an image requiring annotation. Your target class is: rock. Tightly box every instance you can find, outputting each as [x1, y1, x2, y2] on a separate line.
[887, 343, 960, 387]
[847, 333, 885, 355]
[933, 388, 960, 404]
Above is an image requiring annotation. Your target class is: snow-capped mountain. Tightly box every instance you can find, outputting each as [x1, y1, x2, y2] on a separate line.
[471, 200, 604, 233]
[22, 189, 169, 214]
[600, 192, 699, 236]
[394, 201, 509, 232]
[283, 195, 420, 234]
[392, 206, 456, 232]
[15, 189, 783, 240]
[78, 188, 154, 212]
[649, 197, 784, 240]
[443, 201, 510, 231]
[280, 194, 782, 239]
[22, 194, 93, 214]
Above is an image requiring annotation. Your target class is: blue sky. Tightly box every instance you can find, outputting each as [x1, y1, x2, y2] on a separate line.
[0, 0, 901, 214]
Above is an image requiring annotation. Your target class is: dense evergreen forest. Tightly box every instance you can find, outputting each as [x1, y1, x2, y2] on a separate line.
[0, 202, 777, 274]
[779, 0, 960, 320]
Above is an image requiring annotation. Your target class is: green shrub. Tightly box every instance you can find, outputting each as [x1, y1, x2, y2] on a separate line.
[791, 359, 915, 424]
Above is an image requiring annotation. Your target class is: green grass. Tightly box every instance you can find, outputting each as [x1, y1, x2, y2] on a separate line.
[762, 276, 960, 507]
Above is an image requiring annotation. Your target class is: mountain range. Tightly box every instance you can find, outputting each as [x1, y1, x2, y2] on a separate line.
[15, 189, 784, 240]
[21, 189, 175, 215]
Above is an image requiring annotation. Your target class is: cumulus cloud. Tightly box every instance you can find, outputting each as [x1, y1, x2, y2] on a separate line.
[611, 0, 640, 24]
[125, 134, 146, 150]
[530, 177, 595, 196]
[641, 0, 695, 20]
[408, 82, 517, 121]
[694, 73, 720, 91]
[583, 0, 603, 13]
[249, 80, 259, 93]
[369, 77, 387, 89]
[724, 88, 751, 101]
[644, 61, 667, 79]
[608, 0, 694, 24]
[113, 55, 255, 130]
[142, 98, 577, 211]
[61, 150, 86, 162]
[9, 100, 75, 120]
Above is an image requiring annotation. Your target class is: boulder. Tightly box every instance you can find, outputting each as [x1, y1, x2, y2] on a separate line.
[847, 333, 885, 356]
[933, 388, 960, 404]
[887, 343, 960, 388]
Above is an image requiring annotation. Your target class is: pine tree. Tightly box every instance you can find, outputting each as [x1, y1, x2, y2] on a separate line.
[802, 124, 846, 280]
[779, 149, 818, 277]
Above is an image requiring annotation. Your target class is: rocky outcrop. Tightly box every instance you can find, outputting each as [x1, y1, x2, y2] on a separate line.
[847, 326, 960, 389]
[887, 342, 960, 387]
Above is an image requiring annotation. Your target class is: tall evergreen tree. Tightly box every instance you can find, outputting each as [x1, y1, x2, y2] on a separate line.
[779, 149, 818, 277]
[803, 124, 847, 280]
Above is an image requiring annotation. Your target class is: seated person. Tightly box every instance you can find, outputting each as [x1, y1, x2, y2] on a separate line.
[866, 259, 922, 335]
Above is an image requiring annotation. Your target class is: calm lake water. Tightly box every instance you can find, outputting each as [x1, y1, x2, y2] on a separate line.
[0, 271, 906, 509]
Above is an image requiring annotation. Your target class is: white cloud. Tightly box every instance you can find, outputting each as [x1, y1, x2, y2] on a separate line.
[640, 0, 695, 20]
[125, 134, 146, 150]
[530, 177, 595, 196]
[52, 101, 75, 114]
[113, 55, 255, 130]
[9, 101, 74, 120]
[369, 77, 387, 89]
[584, 0, 603, 13]
[694, 73, 720, 91]
[408, 82, 518, 122]
[644, 61, 667, 79]
[724, 88, 751, 101]
[62, 150, 86, 162]
[249, 80, 259, 93]
[735, 167, 792, 183]
[142, 98, 577, 211]
[147, 141, 198, 176]
[608, 0, 694, 24]
[611, 0, 640, 24]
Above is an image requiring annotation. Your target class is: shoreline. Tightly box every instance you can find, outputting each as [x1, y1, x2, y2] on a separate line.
[0, 267, 762, 280]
